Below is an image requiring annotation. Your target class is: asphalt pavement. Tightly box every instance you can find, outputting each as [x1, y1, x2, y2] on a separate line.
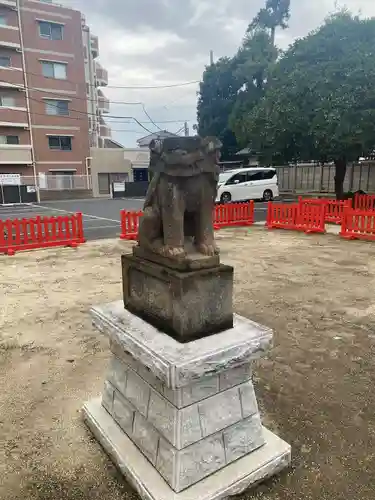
[0, 197, 278, 242]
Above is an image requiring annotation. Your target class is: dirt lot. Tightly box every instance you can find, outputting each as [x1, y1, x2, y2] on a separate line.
[1, 228, 374, 500]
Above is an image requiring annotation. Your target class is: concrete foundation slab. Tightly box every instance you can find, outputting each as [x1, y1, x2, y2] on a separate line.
[83, 398, 291, 500]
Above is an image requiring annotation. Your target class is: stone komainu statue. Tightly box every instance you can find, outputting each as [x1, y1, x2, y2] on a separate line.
[137, 135, 222, 259]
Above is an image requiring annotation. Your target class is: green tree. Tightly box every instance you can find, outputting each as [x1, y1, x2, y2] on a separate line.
[196, 0, 291, 160]
[242, 12, 375, 198]
[229, 0, 290, 152]
[230, 29, 278, 148]
[249, 0, 291, 46]
[197, 57, 241, 159]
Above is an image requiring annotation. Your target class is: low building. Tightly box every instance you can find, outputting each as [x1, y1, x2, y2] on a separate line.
[90, 147, 150, 197]
[137, 130, 179, 149]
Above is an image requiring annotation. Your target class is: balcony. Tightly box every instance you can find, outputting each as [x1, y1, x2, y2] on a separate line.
[90, 34, 99, 59]
[95, 62, 108, 87]
[0, 0, 17, 8]
[0, 67, 25, 88]
[0, 26, 20, 47]
[97, 90, 109, 113]
[0, 106, 28, 127]
[99, 119, 111, 138]
[0, 145, 32, 165]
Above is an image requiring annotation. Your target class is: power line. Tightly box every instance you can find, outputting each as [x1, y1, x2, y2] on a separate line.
[6, 93, 187, 136]
[5, 82, 193, 126]
[23, 94, 154, 133]
[141, 104, 163, 132]
[108, 129, 151, 134]
[6, 64, 199, 90]
[27, 85, 163, 128]
[105, 118, 192, 124]
[106, 81, 199, 90]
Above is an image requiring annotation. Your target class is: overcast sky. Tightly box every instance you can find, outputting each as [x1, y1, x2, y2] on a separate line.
[60, 0, 375, 147]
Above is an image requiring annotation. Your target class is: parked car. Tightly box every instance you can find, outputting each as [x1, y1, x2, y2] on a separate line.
[216, 167, 279, 203]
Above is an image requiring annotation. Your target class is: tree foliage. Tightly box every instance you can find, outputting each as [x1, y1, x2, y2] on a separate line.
[248, 0, 291, 46]
[242, 12, 375, 197]
[229, 29, 278, 147]
[197, 57, 241, 159]
[196, 0, 291, 160]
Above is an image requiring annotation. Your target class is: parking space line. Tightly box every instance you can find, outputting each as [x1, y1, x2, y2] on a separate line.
[36, 204, 121, 223]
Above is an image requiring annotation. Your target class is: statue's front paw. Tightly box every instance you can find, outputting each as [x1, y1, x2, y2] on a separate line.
[160, 245, 186, 258]
[196, 243, 218, 256]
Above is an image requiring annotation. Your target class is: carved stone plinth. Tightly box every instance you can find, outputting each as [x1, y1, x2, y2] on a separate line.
[121, 254, 234, 343]
[82, 302, 291, 499]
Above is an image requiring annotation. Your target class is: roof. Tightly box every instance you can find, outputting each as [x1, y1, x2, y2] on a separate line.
[236, 148, 257, 156]
[104, 138, 124, 149]
[137, 130, 179, 147]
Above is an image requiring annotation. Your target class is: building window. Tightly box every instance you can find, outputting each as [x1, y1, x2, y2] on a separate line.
[0, 95, 15, 107]
[98, 173, 110, 194]
[45, 99, 69, 116]
[38, 21, 63, 40]
[41, 61, 67, 80]
[0, 135, 19, 145]
[0, 56, 10, 67]
[48, 136, 72, 151]
[0, 15, 7, 26]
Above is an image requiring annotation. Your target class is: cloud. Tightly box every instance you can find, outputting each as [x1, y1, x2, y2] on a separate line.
[60, 0, 375, 147]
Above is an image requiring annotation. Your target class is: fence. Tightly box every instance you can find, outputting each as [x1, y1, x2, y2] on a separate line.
[354, 193, 375, 211]
[21, 174, 92, 191]
[120, 202, 255, 240]
[274, 162, 375, 194]
[298, 197, 352, 224]
[214, 201, 254, 230]
[266, 202, 326, 234]
[120, 211, 143, 240]
[0, 183, 38, 205]
[340, 209, 375, 241]
[266, 203, 299, 231]
[0, 212, 85, 255]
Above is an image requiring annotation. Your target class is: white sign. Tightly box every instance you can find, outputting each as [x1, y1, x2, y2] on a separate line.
[27, 186, 36, 193]
[0, 173, 21, 186]
[38, 172, 47, 189]
[113, 182, 125, 193]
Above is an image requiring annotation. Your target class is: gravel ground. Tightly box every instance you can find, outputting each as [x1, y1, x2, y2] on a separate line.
[0, 227, 374, 500]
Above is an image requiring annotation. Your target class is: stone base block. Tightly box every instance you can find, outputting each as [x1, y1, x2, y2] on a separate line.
[121, 254, 234, 342]
[102, 376, 265, 491]
[83, 398, 291, 500]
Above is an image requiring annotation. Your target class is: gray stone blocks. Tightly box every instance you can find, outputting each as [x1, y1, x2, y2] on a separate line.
[102, 350, 264, 491]
[85, 302, 291, 497]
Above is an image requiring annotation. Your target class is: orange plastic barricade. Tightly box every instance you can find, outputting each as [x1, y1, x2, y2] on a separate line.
[0, 212, 85, 256]
[120, 210, 143, 240]
[267, 202, 326, 234]
[354, 193, 375, 212]
[340, 209, 375, 241]
[266, 202, 299, 231]
[213, 201, 254, 230]
[298, 197, 351, 224]
[297, 203, 326, 233]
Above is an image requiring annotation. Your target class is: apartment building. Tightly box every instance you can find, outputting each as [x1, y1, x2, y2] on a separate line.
[0, 0, 110, 186]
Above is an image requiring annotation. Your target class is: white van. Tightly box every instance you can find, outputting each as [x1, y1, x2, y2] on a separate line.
[216, 167, 279, 204]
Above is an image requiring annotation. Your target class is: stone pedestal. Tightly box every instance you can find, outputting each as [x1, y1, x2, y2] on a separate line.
[83, 301, 291, 499]
[122, 254, 234, 342]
